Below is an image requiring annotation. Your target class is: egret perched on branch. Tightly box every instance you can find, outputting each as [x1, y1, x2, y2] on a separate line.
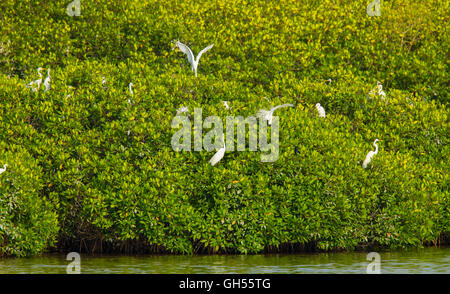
[129, 82, 134, 95]
[209, 134, 226, 166]
[369, 81, 386, 100]
[44, 68, 51, 92]
[0, 164, 7, 175]
[174, 41, 214, 77]
[176, 106, 189, 116]
[128, 82, 134, 104]
[377, 81, 386, 99]
[315, 103, 326, 117]
[222, 101, 231, 110]
[257, 103, 294, 125]
[362, 139, 380, 169]
[26, 67, 45, 92]
[102, 76, 107, 90]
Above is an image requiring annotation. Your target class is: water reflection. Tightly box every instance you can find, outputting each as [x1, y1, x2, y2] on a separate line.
[1, 247, 448, 274]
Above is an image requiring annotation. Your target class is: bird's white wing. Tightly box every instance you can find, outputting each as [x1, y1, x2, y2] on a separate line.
[176, 41, 195, 67]
[209, 148, 225, 166]
[271, 103, 294, 112]
[256, 109, 272, 120]
[44, 77, 50, 91]
[195, 43, 214, 63]
[362, 151, 374, 168]
[317, 105, 326, 117]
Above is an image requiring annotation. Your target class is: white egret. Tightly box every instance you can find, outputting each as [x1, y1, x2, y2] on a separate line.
[369, 81, 386, 100]
[257, 103, 294, 125]
[377, 81, 386, 99]
[0, 164, 7, 175]
[222, 101, 231, 110]
[209, 134, 226, 166]
[44, 68, 51, 92]
[129, 82, 134, 95]
[315, 103, 326, 117]
[102, 76, 107, 90]
[362, 139, 380, 169]
[176, 106, 189, 115]
[175, 41, 214, 77]
[128, 82, 134, 104]
[27, 67, 45, 92]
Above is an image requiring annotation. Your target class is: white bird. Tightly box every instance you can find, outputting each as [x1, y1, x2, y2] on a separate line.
[129, 82, 134, 95]
[257, 103, 294, 125]
[0, 164, 7, 175]
[26, 67, 45, 92]
[44, 68, 51, 92]
[102, 76, 107, 90]
[209, 134, 226, 166]
[128, 82, 134, 104]
[176, 106, 189, 116]
[222, 101, 231, 110]
[175, 41, 214, 77]
[315, 103, 326, 117]
[362, 139, 380, 169]
[377, 81, 386, 99]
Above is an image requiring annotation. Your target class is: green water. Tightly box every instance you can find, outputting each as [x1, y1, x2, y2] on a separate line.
[1, 247, 448, 274]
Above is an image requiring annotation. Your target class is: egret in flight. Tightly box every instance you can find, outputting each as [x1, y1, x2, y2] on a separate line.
[257, 103, 294, 125]
[0, 164, 7, 175]
[44, 68, 51, 92]
[362, 139, 380, 169]
[27, 67, 45, 92]
[315, 103, 326, 117]
[209, 134, 226, 166]
[174, 41, 214, 77]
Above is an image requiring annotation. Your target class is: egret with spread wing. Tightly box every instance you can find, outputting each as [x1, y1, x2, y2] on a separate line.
[175, 41, 214, 77]
[257, 103, 294, 125]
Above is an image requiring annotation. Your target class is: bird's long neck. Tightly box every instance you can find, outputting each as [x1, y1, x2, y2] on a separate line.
[373, 142, 378, 154]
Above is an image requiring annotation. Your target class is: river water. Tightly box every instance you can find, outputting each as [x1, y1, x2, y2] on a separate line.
[1, 247, 448, 274]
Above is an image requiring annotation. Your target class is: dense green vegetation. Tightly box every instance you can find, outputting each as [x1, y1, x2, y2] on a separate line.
[0, 0, 448, 256]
